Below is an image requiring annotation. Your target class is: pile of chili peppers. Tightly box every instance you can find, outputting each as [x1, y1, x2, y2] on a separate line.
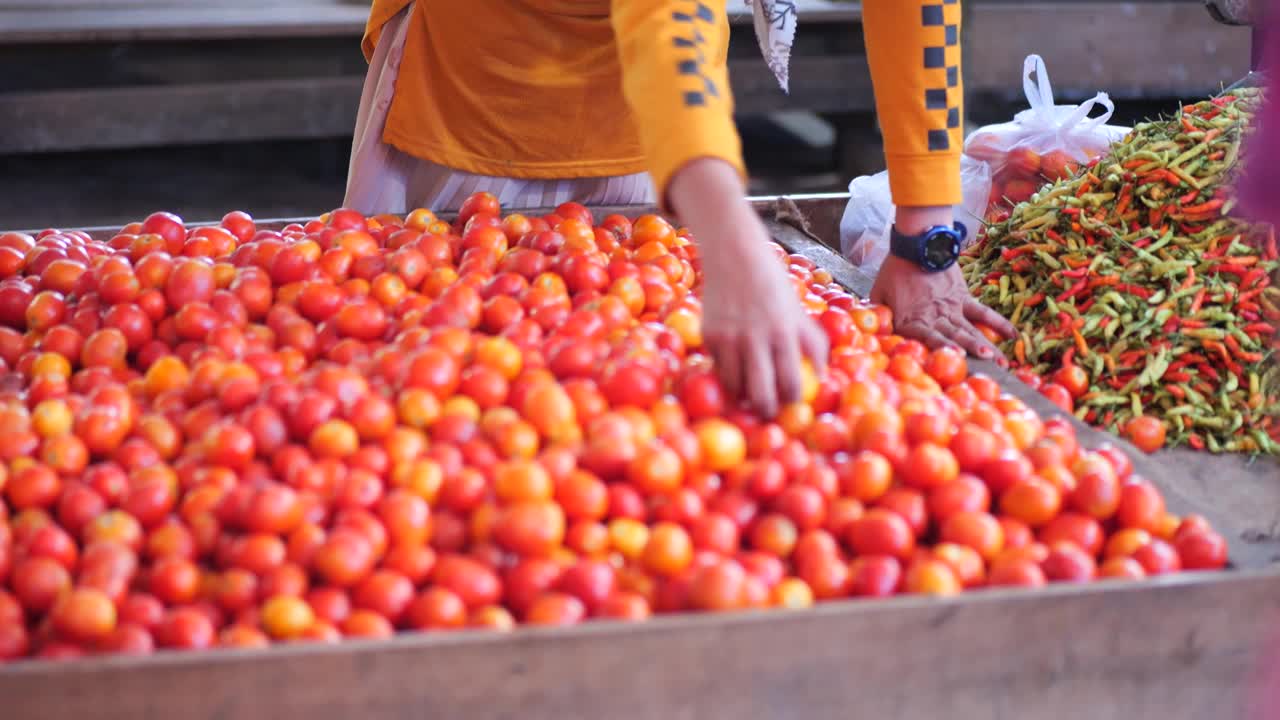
[962, 88, 1280, 454]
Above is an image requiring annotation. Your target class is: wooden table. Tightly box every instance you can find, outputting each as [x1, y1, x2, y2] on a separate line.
[3, 193, 1279, 720]
[0, 1, 1253, 155]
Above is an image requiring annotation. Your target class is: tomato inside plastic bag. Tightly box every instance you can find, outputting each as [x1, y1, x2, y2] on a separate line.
[966, 55, 1130, 221]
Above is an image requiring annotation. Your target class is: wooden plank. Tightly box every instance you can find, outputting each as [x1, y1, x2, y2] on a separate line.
[0, 5, 370, 43]
[0, 78, 363, 153]
[0, 0, 856, 44]
[3, 569, 1278, 720]
[0, 56, 867, 154]
[966, 2, 1251, 99]
[731, 57, 873, 114]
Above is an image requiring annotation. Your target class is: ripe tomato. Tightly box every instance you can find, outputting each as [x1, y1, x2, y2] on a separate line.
[1123, 416, 1166, 454]
[940, 511, 1004, 561]
[999, 477, 1062, 528]
[1041, 543, 1097, 582]
[1038, 513, 1104, 556]
[50, 587, 117, 643]
[927, 473, 990, 523]
[1132, 538, 1183, 575]
[848, 555, 901, 597]
[1069, 454, 1120, 520]
[987, 558, 1047, 588]
[847, 509, 914, 560]
[1115, 480, 1166, 534]
[525, 592, 586, 626]
[405, 587, 467, 630]
[642, 522, 694, 577]
[903, 559, 961, 596]
[157, 607, 215, 650]
[899, 443, 959, 490]
[557, 559, 617, 614]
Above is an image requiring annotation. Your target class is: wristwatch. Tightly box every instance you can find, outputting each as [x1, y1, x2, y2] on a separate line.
[889, 223, 967, 273]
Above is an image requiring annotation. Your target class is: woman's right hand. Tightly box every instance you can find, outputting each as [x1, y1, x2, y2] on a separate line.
[669, 159, 829, 418]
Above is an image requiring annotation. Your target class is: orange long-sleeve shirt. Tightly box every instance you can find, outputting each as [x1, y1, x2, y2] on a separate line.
[363, 0, 963, 207]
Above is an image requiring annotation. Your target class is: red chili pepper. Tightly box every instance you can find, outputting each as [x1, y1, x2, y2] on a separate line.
[1188, 434, 1206, 450]
[1239, 288, 1265, 305]
[1245, 322, 1277, 336]
[1161, 317, 1179, 334]
[1056, 278, 1088, 302]
[1209, 264, 1249, 278]
[1180, 198, 1225, 215]
[1120, 284, 1154, 299]
[1166, 384, 1187, 400]
[1000, 246, 1041, 261]
[1022, 292, 1045, 307]
[1178, 189, 1200, 205]
[1181, 318, 1207, 330]
[1242, 310, 1262, 322]
[1196, 363, 1222, 382]
[1226, 334, 1266, 363]
[1188, 288, 1207, 315]
[1118, 350, 1146, 367]
[1077, 298, 1096, 313]
[1062, 267, 1088, 279]
[1045, 229, 1066, 245]
[1164, 370, 1192, 383]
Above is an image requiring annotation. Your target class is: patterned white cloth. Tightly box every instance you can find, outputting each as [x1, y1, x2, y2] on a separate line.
[343, 1, 797, 214]
[745, 0, 798, 93]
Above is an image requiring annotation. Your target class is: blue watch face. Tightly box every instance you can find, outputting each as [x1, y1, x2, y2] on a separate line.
[921, 229, 960, 271]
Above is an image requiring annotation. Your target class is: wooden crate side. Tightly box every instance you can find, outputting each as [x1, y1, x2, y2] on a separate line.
[2, 570, 1277, 720]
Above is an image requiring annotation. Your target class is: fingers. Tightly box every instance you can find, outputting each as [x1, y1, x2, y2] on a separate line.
[964, 298, 1018, 339]
[709, 334, 744, 403]
[939, 316, 1004, 364]
[745, 335, 780, 418]
[798, 318, 830, 373]
[900, 321, 956, 352]
[771, 331, 804, 409]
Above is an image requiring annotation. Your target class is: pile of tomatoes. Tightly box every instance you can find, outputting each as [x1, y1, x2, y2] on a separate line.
[0, 193, 1227, 661]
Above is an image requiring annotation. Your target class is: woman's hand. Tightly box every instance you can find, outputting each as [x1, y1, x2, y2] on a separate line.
[669, 159, 829, 417]
[869, 205, 1017, 362]
[871, 256, 1014, 362]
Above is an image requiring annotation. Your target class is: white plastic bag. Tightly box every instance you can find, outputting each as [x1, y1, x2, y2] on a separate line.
[839, 155, 992, 276]
[965, 55, 1130, 214]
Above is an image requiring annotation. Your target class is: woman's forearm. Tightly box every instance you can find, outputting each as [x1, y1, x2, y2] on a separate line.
[862, 0, 965, 209]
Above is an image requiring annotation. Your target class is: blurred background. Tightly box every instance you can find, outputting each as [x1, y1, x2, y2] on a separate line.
[0, 0, 1252, 229]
